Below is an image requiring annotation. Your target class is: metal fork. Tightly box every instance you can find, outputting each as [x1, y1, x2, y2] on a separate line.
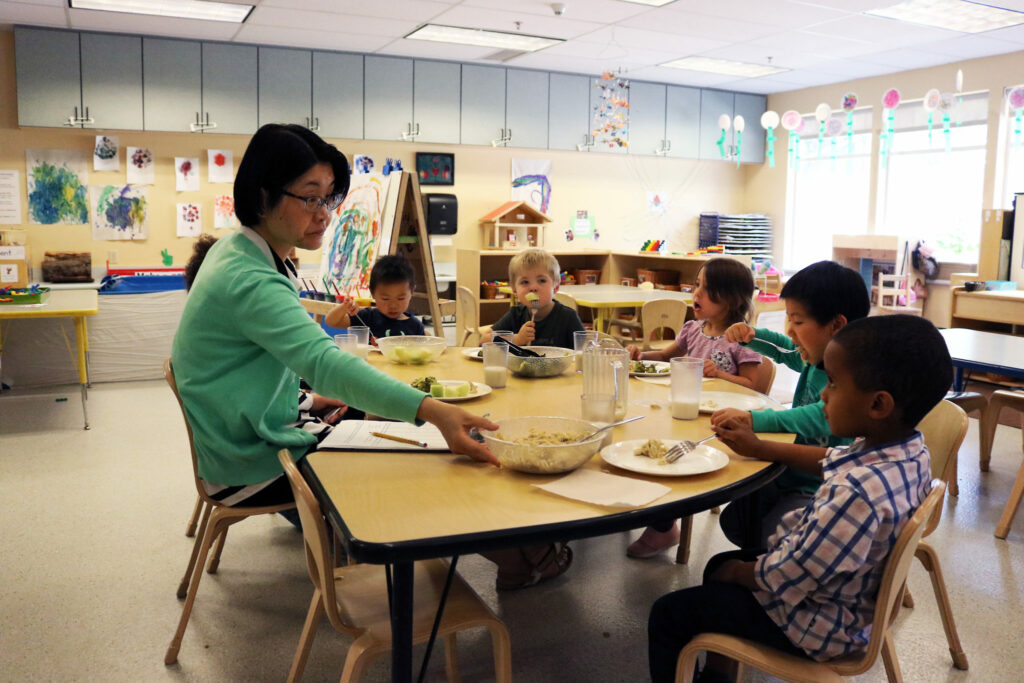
[665, 435, 716, 463]
[754, 338, 801, 355]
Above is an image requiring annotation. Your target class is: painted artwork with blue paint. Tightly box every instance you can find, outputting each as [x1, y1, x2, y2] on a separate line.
[26, 149, 89, 225]
[90, 184, 148, 240]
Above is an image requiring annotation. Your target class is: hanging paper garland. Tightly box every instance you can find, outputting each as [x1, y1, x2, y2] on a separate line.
[939, 92, 954, 153]
[733, 115, 745, 168]
[717, 114, 731, 159]
[826, 116, 842, 161]
[923, 89, 941, 147]
[880, 88, 900, 168]
[1009, 87, 1024, 150]
[842, 92, 858, 154]
[592, 71, 630, 148]
[781, 110, 802, 168]
[955, 69, 964, 127]
[814, 103, 832, 159]
[761, 110, 779, 168]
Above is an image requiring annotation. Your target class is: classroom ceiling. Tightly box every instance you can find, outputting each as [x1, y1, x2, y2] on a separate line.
[3, 0, 1024, 94]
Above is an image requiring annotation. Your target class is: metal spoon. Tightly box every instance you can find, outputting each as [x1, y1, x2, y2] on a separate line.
[579, 415, 644, 442]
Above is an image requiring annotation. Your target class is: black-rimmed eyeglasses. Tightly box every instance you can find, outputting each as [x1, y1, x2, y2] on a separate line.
[281, 190, 345, 213]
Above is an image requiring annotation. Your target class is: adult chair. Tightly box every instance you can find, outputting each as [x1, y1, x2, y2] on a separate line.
[276, 450, 512, 683]
[979, 389, 1024, 539]
[675, 480, 946, 683]
[640, 299, 689, 352]
[163, 359, 297, 665]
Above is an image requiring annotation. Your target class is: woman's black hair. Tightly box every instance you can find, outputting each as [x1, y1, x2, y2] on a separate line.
[184, 234, 218, 291]
[781, 261, 870, 325]
[369, 255, 416, 292]
[697, 257, 754, 324]
[233, 124, 350, 228]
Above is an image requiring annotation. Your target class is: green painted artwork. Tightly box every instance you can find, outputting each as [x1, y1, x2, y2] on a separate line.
[26, 149, 89, 225]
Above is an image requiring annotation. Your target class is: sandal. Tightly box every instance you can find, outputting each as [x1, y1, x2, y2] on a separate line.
[495, 543, 573, 591]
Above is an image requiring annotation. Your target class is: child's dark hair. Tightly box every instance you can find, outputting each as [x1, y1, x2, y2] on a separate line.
[184, 234, 218, 291]
[698, 257, 754, 324]
[781, 261, 870, 325]
[831, 315, 952, 427]
[234, 124, 350, 228]
[369, 255, 415, 292]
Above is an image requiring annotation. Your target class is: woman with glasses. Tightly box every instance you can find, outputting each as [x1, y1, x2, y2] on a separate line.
[171, 124, 498, 513]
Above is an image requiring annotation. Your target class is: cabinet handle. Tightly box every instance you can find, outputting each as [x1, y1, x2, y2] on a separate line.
[313, 117, 319, 131]
[190, 112, 202, 132]
[64, 106, 79, 127]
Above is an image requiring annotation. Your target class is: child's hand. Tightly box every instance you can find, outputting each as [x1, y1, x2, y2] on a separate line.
[339, 299, 359, 316]
[516, 321, 536, 346]
[626, 344, 642, 360]
[725, 322, 755, 344]
[703, 359, 719, 377]
[310, 393, 346, 424]
[712, 419, 761, 457]
[710, 408, 752, 429]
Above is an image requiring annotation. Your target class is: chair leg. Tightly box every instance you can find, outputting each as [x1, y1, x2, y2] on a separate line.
[979, 400, 1004, 472]
[901, 585, 914, 609]
[948, 449, 959, 497]
[675, 516, 694, 565]
[339, 636, 380, 683]
[916, 543, 969, 670]
[286, 590, 325, 683]
[185, 496, 204, 537]
[995, 451, 1024, 539]
[488, 623, 513, 683]
[675, 643, 701, 683]
[443, 633, 462, 683]
[178, 502, 212, 599]
[207, 524, 230, 574]
[880, 631, 904, 683]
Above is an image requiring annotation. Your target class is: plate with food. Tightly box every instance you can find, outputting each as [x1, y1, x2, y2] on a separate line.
[461, 347, 484, 361]
[600, 439, 729, 476]
[699, 391, 772, 414]
[409, 377, 492, 402]
[629, 360, 671, 377]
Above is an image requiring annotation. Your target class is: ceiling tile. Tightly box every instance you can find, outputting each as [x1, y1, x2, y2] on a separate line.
[811, 58, 900, 78]
[976, 0, 1024, 9]
[788, 0, 885, 10]
[462, 0, 650, 23]
[234, 24, 392, 52]
[809, 14, 962, 46]
[922, 34, 1024, 58]
[258, 0, 454, 22]
[426, 5, 603, 40]
[0, 1, 67, 27]
[247, 6, 419, 35]
[746, 29, 877, 58]
[861, 48, 951, 69]
[664, 0, 850, 29]
[68, 9, 241, 40]
[624, 65, 742, 87]
[378, 39, 499, 61]
[621, 9, 781, 42]
[572, 25, 728, 54]
[713, 78, 799, 94]
[984, 23, 1024, 43]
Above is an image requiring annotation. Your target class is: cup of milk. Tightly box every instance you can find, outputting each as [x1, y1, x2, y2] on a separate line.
[482, 342, 509, 388]
[670, 357, 703, 420]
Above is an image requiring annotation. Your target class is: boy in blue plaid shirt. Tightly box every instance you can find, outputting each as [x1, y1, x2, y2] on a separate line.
[648, 315, 952, 682]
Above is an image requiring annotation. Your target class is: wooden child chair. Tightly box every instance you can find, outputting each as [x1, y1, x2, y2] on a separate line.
[876, 273, 922, 316]
[979, 389, 1024, 539]
[640, 299, 689, 351]
[456, 285, 483, 346]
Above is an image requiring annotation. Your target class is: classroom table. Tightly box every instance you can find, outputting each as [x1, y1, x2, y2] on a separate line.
[0, 288, 99, 428]
[302, 349, 792, 681]
[940, 327, 1024, 391]
[558, 284, 693, 332]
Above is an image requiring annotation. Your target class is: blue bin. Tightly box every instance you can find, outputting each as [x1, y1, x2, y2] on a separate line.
[99, 274, 186, 294]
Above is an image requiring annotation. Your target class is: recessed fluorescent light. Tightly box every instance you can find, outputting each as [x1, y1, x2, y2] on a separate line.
[660, 56, 788, 78]
[68, 0, 253, 23]
[617, 0, 678, 6]
[866, 0, 1024, 33]
[405, 24, 563, 52]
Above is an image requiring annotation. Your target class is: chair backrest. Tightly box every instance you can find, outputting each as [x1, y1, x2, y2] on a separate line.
[456, 285, 480, 346]
[834, 479, 945, 676]
[595, 331, 624, 347]
[554, 291, 578, 311]
[753, 356, 777, 396]
[915, 400, 968, 536]
[164, 358, 217, 506]
[877, 272, 914, 311]
[641, 299, 688, 344]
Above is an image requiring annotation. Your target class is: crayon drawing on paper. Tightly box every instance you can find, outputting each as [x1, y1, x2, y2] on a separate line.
[90, 184, 148, 240]
[26, 149, 89, 225]
[214, 194, 238, 229]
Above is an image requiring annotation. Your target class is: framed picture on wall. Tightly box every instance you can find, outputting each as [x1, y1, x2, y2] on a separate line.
[415, 152, 455, 186]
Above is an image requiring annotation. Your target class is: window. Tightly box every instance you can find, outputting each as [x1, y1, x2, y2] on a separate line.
[784, 108, 873, 270]
[877, 92, 988, 263]
[1000, 85, 1024, 208]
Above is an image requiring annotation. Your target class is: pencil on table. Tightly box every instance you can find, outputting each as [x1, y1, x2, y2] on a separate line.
[370, 431, 428, 448]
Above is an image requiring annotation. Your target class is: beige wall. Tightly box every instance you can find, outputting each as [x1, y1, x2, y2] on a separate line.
[0, 30, 749, 274]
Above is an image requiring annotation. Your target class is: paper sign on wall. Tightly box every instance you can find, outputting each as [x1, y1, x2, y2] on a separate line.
[126, 147, 154, 185]
[93, 136, 119, 172]
[214, 194, 238, 229]
[207, 150, 233, 183]
[177, 203, 202, 237]
[0, 171, 22, 224]
[175, 157, 200, 192]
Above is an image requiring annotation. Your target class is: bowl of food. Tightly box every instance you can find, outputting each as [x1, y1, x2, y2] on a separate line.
[506, 346, 575, 378]
[376, 335, 447, 364]
[963, 281, 987, 292]
[481, 416, 604, 473]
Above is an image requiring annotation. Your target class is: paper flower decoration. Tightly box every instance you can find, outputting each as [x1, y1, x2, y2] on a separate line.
[781, 110, 802, 131]
[826, 117, 843, 137]
[761, 111, 780, 130]
[761, 111, 779, 168]
[842, 93, 858, 112]
[815, 103, 832, 122]
[880, 89, 901, 167]
[716, 114, 731, 159]
[883, 88, 901, 109]
[923, 89, 941, 112]
[1009, 86, 1024, 110]
[732, 115, 745, 167]
[841, 94, 858, 153]
[1009, 87, 1024, 150]
[781, 110, 803, 167]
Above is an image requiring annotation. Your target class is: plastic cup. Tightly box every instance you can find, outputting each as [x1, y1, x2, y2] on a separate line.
[334, 333, 358, 356]
[482, 341, 509, 388]
[670, 357, 703, 420]
[573, 330, 599, 372]
[581, 393, 615, 423]
[491, 329, 513, 344]
[349, 326, 370, 359]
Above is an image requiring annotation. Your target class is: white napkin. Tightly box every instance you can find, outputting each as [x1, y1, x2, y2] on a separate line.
[533, 469, 671, 508]
[635, 376, 714, 387]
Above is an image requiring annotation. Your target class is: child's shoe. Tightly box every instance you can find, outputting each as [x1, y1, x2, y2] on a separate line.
[626, 523, 680, 558]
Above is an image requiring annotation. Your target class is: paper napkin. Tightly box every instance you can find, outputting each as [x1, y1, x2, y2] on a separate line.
[533, 469, 670, 508]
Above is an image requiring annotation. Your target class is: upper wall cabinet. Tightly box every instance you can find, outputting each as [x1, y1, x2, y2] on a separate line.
[259, 47, 312, 128]
[628, 82, 666, 157]
[461, 64, 506, 146]
[413, 60, 461, 144]
[665, 85, 700, 160]
[81, 33, 143, 130]
[549, 73, 590, 151]
[734, 93, 767, 164]
[506, 69, 549, 149]
[202, 43, 258, 135]
[365, 56, 413, 141]
[313, 51, 363, 140]
[143, 37, 202, 133]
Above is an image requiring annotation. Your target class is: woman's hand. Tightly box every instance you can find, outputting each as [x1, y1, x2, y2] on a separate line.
[710, 408, 752, 429]
[417, 398, 500, 465]
[515, 321, 536, 346]
[724, 322, 755, 344]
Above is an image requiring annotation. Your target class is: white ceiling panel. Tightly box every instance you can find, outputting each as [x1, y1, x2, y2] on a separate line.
[746, 29, 877, 57]
[923, 33, 1024, 59]
[976, 0, 1024, 9]
[863, 47, 953, 69]
[984, 22, 1024, 43]
[259, 0, 454, 21]
[811, 58, 901, 78]
[234, 24, 392, 53]
[621, 9, 781, 42]
[790, 0, 886, 9]
[247, 6, 419, 35]
[625, 65, 742, 86]
[68, 9, 241, 40]
[572, 25, 728, 55]
[809, 14, 963, 45]
[462, 0, 650, 23]
[665, 0, 851, 28]
[427, 5, 603, 39]
[0, 1, 67, 27]
[378, 39, 500, 61]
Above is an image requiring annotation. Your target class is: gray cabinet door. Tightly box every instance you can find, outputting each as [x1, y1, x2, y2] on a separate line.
[143, 37, 201, 132]
[364, 56, 413, 141]
[460, 64, 505, 146]
[548, 73, 590, 151]
[590, 75, 627, 155]
[627, 81, 665, 157]
[734, 93, 767, 164]
[202, 43, 258, 135]
[413, 60, 460, 144]
[665, 85, 700, 159]
[313, 51, 363, 140]
[259, 47, 312, 128]
[15, 27, 81, 127]
[81, 33, 143, 130]
[699, 89, 735, 161]
[506, 69, 548, 149]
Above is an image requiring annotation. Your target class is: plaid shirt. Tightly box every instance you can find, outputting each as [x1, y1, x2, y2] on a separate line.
[753, 432, 933, 661]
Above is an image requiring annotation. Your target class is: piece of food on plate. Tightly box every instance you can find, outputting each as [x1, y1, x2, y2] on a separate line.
[630, 360, 668, 374]
[410, 376, 437, 393]
[634, 439, 672, 464]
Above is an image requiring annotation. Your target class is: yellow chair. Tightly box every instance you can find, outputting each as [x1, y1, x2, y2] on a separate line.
[275, 450, 512, 683]
[163, 359, 297, 665]
[640, 299, 689, 352]
[675, 480, 946, 683]
[979, 389, 1024, 539]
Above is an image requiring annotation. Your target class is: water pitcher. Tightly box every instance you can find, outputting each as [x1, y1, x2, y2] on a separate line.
[582, 340, 629, 420]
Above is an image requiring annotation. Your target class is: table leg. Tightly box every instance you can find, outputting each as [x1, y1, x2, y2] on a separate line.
[74, 316, 90, 430]
[83, 317, 91, 388]
[391, 560, 414, 682]
[953, 367, 965, 392]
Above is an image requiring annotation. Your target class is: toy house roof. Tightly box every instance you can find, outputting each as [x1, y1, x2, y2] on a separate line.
[479, 201, 551, 224]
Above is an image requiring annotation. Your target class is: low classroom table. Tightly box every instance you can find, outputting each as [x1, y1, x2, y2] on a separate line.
[940, 327, 1024, 391]
[0, 288, 99, 428]
[302, 349, 792, 681]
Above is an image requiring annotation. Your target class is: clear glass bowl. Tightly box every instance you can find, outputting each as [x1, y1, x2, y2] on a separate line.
[481, 416, 604, 474]
[376, 335, 447, 364]
[506, 346, 575, 378]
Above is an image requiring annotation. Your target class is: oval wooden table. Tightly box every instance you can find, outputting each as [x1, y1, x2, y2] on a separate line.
[302, 347, 792, 682]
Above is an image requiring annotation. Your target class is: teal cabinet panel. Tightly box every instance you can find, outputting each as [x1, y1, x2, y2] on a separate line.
[313, 51, 363, 140]
[699, 90, 734, 161]
[734, 93, 767, 163]
[628, 81, 666, 156]
[506, 69, 548, 149]
[414, 60, 460, 144]
[202, 42, 258, 135]
[259, 47, 312, 127]
[143, 37, 201, 132]
[548, 73, 590, 151]
[15, 27, 81, 127]
[365, 55, 413, 141]
[81, 33, 142, 130]
[665, 85, 700, 159]
[460, 64, 505, 146]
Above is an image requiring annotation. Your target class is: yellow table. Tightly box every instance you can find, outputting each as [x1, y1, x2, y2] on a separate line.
[558, 284, 693, 332]
[0, 289, 99, 429]
[303, 349, 792, 681]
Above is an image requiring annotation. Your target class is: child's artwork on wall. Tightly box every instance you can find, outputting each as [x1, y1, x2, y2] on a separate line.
[214, 194, 238, 229]
[319, 173, 399, 299]
[207, 149, 233, 183]
[176, 202, 202, 237]
[175, 157, 200, 192]
[415, 152, 454, 185]
[93, 136, 119, 172]
[511, 158, 552, 215]
[90, 184, 148, 240]
[26, 149, 89, 225]
[354, 155, 374, 173]
[126, 147, 155, 185]
[646, 191, 667, 214]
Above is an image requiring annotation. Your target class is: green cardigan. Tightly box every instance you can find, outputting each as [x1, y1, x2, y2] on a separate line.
[171, 228, 427, 485]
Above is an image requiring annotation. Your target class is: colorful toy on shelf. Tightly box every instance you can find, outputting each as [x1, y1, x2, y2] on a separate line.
[0, 284, 50, 305]
[640, 240, 666, 253]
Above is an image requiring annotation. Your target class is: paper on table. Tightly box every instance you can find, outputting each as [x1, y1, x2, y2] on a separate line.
[319, 420, 450, 451]
[635, 376, 713, 387]
[533, 469, 670, 508]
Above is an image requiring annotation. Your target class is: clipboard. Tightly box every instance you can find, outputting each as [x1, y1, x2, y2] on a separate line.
[318, 420, 449, 452]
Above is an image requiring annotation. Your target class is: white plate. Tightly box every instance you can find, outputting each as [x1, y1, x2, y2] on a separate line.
[462, 347, 483, 361]
[425, 379, 492, 402]
[629, 361, 671, 377]
[600, 439, 729, 477]
[699, 391, 769, 413]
